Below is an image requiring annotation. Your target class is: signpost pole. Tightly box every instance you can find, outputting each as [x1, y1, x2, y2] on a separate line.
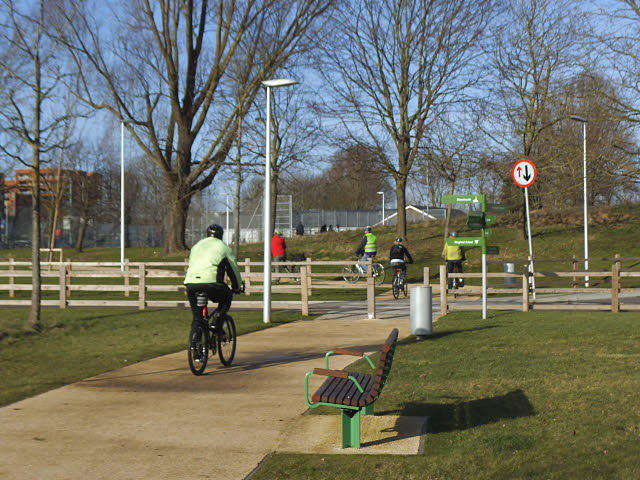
[482, 252, 487, 319]
[524, 186, 536, 299]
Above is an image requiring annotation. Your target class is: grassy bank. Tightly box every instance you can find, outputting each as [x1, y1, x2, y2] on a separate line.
[0, 307, 310, 407]
[253, 310, 640, 479]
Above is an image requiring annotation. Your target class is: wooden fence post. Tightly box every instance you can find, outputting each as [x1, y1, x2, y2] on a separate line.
[244, 258, 251, 295]
[424, 267, 430, 286]
[366, 257, 375, 319]
[138, 264, 146, 310]
[306, 257, 313, 297]
[522, 267, 529, 312]
[612, 262, 620, 313]
[439, 264, 447, 316]
[300, 265, 309, 316]
[66, 261, 72, 297]
[124, 259, 130, 297]
[615, 253, 621, 271]
[59, 261, 67, 309]
[572, 254, 578, 288]
[9, 257, 15, 298]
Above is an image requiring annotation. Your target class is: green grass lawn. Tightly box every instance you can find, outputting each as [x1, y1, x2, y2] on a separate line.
[252, 311, 640, 479]
[0, 307, 311, 407]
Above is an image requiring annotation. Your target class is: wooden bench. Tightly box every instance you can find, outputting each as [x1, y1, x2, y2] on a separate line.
[304, 328, 399, 448]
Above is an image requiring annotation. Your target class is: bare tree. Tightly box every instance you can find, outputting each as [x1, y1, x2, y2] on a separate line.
[0, 0, 76, 331]
[318, 0, 489, 238]
[485, 0, 583, 238]
[62, 0, 335, 253]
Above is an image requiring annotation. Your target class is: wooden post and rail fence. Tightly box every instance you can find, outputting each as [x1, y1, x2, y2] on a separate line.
[1, 256, 639, 316]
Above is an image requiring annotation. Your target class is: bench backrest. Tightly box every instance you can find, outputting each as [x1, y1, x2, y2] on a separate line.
[369, 328, 398, 402]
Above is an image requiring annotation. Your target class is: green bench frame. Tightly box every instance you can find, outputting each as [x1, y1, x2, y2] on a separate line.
[304, 328, 399, 448]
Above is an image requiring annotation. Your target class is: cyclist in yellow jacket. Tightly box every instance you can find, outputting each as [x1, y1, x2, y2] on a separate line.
[354, 225, 377, 273]
[444, 230, 464, 290]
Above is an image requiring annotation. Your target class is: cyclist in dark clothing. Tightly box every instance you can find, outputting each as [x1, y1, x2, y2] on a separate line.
[389, 237, 413, 279]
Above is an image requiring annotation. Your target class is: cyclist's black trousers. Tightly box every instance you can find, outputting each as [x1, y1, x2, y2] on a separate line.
[391, 262, 407, 278]
[447, 260, 463, 289]
[186, 283, 232, 327]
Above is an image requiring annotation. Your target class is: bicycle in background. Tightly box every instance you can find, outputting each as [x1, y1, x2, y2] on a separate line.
[342, 255, 385, 286]
[391, 266, 408, 299]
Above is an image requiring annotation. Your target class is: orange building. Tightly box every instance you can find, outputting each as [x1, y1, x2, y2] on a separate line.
[3, 168, 96, 217]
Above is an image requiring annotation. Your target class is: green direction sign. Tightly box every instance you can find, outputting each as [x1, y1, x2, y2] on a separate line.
[447, 237, 485, 247]
[441, 194, 485, 205]
[466, 214, 485, 230]
[485, 215, 497, 225]
[484, 228, 492, 237]
[486, 245, 500, 255]
[486, 203, 509, 213]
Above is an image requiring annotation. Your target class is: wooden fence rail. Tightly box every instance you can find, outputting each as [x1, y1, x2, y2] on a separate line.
[436, 260, 640, 314]
[0, 258, 382, 317]
[2, 257, 639, 316]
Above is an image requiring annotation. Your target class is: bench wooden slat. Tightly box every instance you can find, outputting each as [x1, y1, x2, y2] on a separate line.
[349, 373, 375, 406]
[311, 328, 398, 408]
[319, 376, 345, 404]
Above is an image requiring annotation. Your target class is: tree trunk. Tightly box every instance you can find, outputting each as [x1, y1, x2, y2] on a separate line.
[29, 156, 42, 332]
[519, 194, 526, 240]
[395, 176, 408, 238]
[271, 171, 279, 235]
[75, 216, 88, 252]
[164, 182, 190, 253]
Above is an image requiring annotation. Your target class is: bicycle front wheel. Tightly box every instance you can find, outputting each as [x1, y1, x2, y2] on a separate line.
[342, 264, 359, 284]
[188, 325, 209, 376]
[373, 263, 385, 286]
[217, 315, 237, 367]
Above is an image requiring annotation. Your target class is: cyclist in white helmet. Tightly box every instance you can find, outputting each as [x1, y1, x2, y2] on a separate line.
[389, 237, 414, 280]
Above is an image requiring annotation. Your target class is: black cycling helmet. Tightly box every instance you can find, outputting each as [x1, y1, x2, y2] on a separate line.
[207, 223, 224, 239]
[395, 237, 403, 243]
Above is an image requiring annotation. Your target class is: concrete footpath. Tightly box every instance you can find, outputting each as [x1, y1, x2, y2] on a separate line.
[1, 309, 421, 480]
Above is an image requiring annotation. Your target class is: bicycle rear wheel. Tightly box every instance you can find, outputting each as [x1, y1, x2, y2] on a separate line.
[342, 264, 359, 283]
[217, 314, 237, 366]
[188, 324, 209, 376]
[373, 263, 385, 286]
[290, 265, 301, 283]
[403, 277, 408, 296]
[392, 275, 400, 299]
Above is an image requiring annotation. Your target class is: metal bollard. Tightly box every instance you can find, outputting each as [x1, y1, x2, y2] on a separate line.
[410, 286, 432, 339]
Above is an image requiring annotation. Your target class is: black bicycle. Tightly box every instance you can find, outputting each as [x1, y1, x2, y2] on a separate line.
[188, 292, 238, 375]
[450, 262, 464, 298]
[392, 265, 408, 299]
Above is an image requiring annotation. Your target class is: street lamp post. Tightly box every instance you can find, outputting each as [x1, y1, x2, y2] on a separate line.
[225, 193, 230, 244]
[120, 121, 126, 272]
[570, 115, 589, 287]
[377, 191, 385, 225]
[261, 78, 298, 324]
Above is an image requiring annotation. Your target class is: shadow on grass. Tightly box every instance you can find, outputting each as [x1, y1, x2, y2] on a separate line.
[400, 325, 499, 344]
[386, 389, 536, 433]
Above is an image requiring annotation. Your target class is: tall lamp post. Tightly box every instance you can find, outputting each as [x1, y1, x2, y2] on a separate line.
[262, 78, 298, 324]
[570, 115, 589, 287]
[120, 121, 127, 272]
[225, 193, 230, 244]
[377, 191, 385, 225]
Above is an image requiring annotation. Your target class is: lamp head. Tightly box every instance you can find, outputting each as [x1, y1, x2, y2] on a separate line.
[262, 78, 298, 88]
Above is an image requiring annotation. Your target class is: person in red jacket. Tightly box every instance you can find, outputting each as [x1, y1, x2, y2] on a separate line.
[271, 231, 287, 280]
